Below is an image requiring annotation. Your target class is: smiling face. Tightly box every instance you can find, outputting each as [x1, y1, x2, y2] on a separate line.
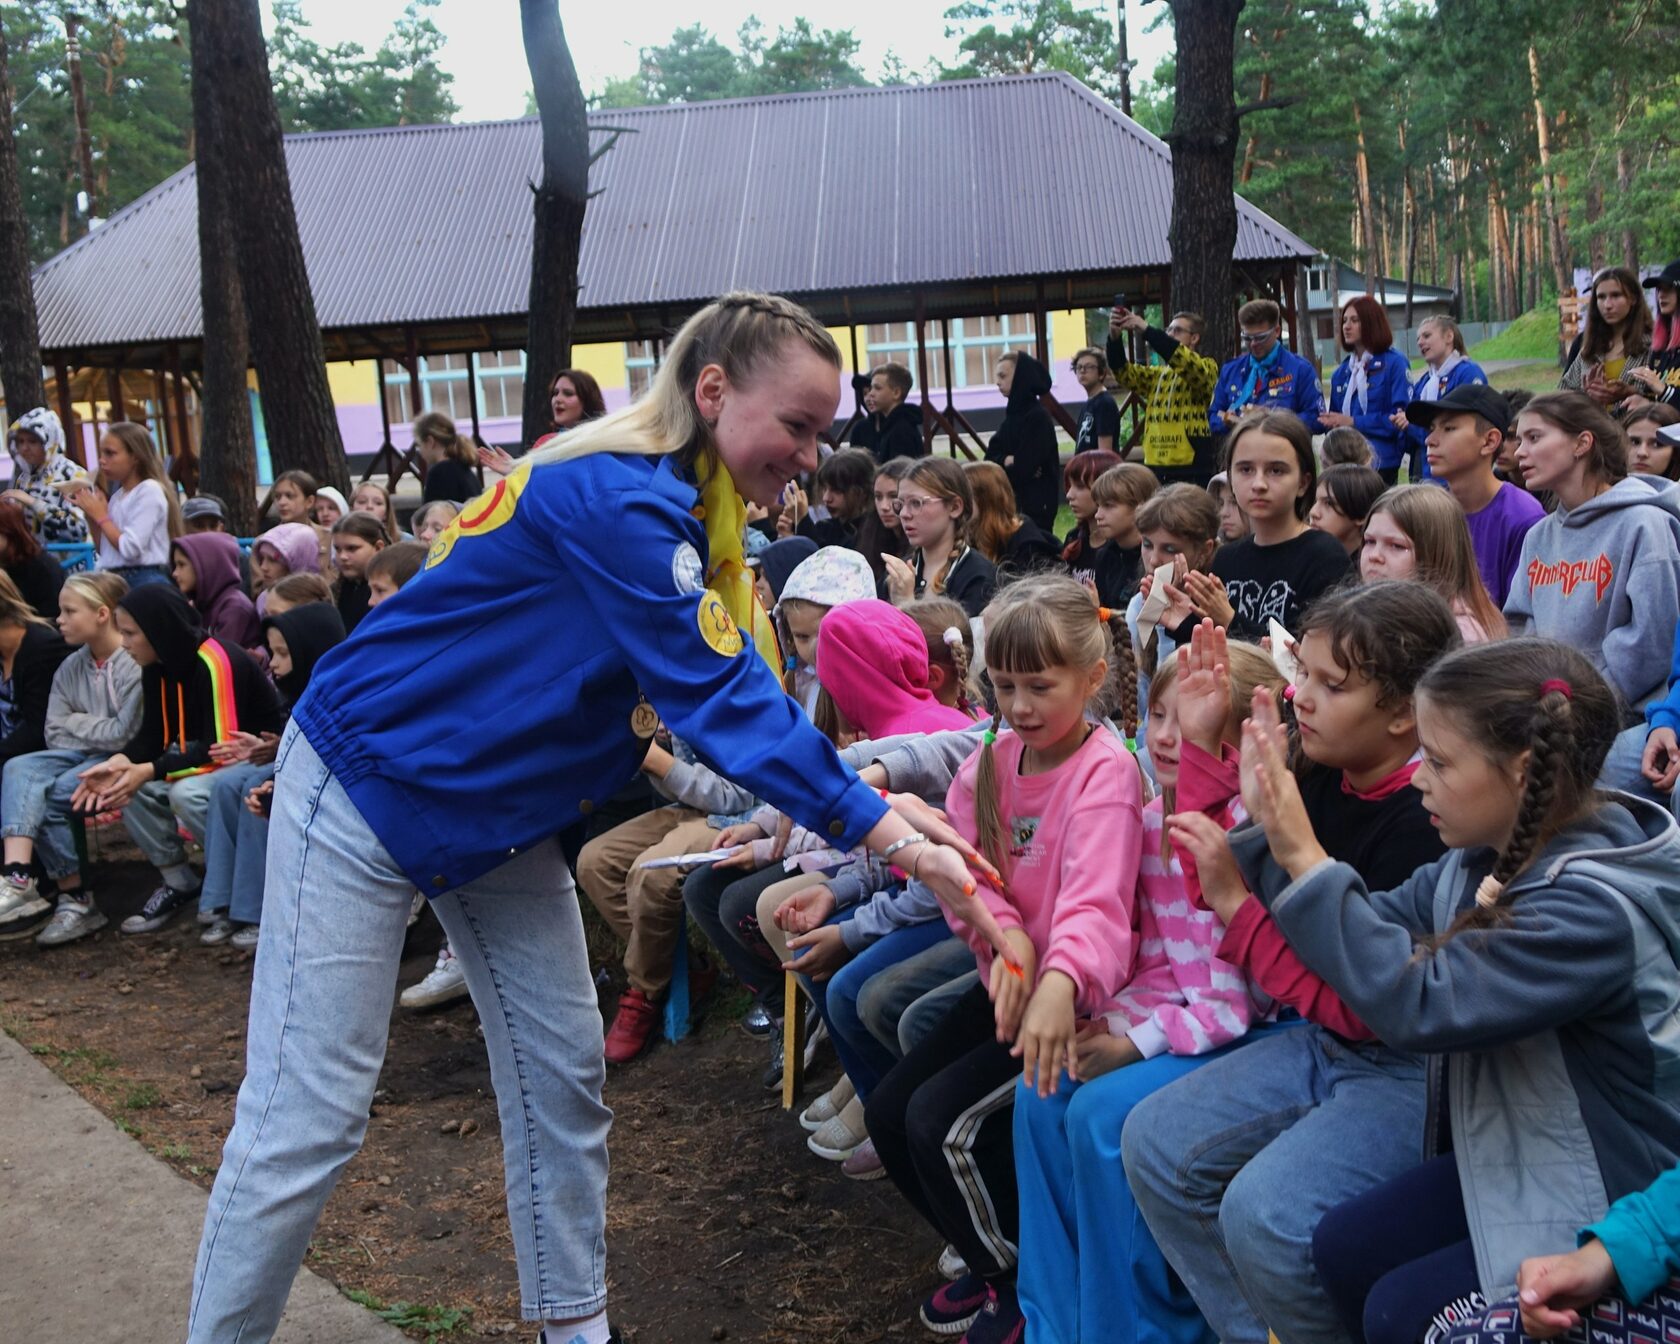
[1290, 628, 1410, 773]
[1412, 694, 1524, 851]
[1359, 509, 1416, 582]
[1628, 420, 1675, 477]
[1416, 323, 1445, 365]
[1145, 677, 1182, 791]
[701, 342, 838, 508]
[989, 658, 1104, 762]
[274, 480, 314, 524]
[1228, 430, 1307, 530]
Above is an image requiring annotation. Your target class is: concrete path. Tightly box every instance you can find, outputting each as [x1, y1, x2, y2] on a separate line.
[0, 1030, 406, 1344]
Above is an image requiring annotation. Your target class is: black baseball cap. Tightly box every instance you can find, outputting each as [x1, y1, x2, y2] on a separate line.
[1642, 261, 1680, 290]
[1403, 384, 1510, 436]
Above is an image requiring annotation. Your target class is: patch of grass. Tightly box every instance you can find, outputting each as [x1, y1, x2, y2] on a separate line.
[28, 1042, 119, 1089]
[345, 1291, 471, 1343]
[1473, 307, 1564, 361]
[123, 1082, 161, 1110]
[1482, 360, 1556, 394]
[114, 1117, 139, 1136]
[159, 1142, 192, 1161]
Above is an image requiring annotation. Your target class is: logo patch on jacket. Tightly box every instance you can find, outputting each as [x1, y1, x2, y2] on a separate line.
[671, 542, 705, 595]
[426, 460, 532, 568]
[697, 590, 744, 656]
[1526, 553, 1614, 602]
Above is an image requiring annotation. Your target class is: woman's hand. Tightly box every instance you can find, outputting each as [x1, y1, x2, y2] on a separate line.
[775, 884, 837, 935]
[1318, 411, 1353, 429]
[1176, 620, 1236, 752]
[1515, 1239, 1618, 1339]
[1180, 571, 1234, 629]
[1627, 366, 1667, 397]
[987, 927, 1037, 1042]
[782, 923, 849, 981]
[69, 483, 108, 523]
[1643, 727, 1680, 792]
[1072, 1020, 1142, 1081]
[1240, 689, 1328, 879]
[1168, 810, 1251, 924]
[882, 791, 1005, 889]
[1014, 969, 1078, 1097]
[1389, 409, 1409, 430]
[880, 552, 916, 604]
[477, 444, 516, 477]
[918, 841, 1021, 975]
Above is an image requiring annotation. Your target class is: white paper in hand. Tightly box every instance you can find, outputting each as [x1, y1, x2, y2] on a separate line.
[1267, 618, 1302, 687]
[1135, 562, 1177, 641]
[637, 846, 745, 870]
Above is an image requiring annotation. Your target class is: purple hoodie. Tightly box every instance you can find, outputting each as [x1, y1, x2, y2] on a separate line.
[174, 532, 261, 651]
[253, 523, 322, 617]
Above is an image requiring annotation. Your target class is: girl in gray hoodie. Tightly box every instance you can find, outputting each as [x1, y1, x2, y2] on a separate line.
[1178, 639, 1680, 1344]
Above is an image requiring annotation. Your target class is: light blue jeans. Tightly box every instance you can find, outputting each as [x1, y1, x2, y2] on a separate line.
[122, 773, 218, 870]
[1600, 724, 1675, 809]
[898, 967, 981, 1054]
[1, 748, 98, 878]
[1120, 1022, 1428, 1344]
[188, 727, 611, 1341]
[198, 762, 275, 924]
[855, 932, 975, 1056]
[822, 919, 955, 1100]
[1014, 1044, 1247, 1344]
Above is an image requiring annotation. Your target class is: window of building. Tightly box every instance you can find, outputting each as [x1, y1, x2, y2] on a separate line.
[1315, 315, 1337, 342]
[862, 314, 1045, 392]
[624, 339, 659, 398]
[381, 351, 528, 425]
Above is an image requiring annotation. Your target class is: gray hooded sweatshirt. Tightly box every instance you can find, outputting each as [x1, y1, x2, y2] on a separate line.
[45, 644, 143, 755]
[1503, 477, 1680, 713]
[1237, 791, 1680, 1298]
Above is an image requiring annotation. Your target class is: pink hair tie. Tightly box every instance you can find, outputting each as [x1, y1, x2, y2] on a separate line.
[1539, 679, 1573, 701]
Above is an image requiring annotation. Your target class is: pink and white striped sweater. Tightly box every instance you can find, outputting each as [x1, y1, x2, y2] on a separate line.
[1098, 795, 1269, 1057]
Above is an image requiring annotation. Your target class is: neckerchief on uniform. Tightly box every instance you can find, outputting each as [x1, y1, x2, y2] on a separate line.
[1235, 341, 1285, 409]
[698, 453, 780, 675]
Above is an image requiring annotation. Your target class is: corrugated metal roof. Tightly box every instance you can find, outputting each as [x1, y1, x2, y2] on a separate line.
[31, 71, 1317, 358]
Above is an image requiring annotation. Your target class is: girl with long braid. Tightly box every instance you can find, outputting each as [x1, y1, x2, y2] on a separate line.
[880, 455, 998, 618]
[1177, 639, 1680, 1344]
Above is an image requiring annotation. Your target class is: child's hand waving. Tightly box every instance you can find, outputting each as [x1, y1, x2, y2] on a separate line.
[1176, 620, 1235, 752]
[1167, 810, 1249, 924]
[1241, 688, 1329, 879]
[1015, 969, 1078, 1098]
[1181, 571, 1234, 629]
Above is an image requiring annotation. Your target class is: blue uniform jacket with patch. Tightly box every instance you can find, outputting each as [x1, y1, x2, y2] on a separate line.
[1404, 358, 1489, 479]
[1208, 347, 1326, 435]
[292, 451, 888, 894]
[1328, 348, 1415, 470]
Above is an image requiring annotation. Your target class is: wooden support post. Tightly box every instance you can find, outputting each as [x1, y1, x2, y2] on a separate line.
[168, 344, 195, 487]
[53, 362, 77, 468]
[914, 304, 933, 454]
[464, 350, 485, 489]
[940, 319, 960, 457]
[404, 328, 423, 418]
[1035, 280, 1051, 367]
[781, 971, 806, 1110]
[106, 367, 125, 423]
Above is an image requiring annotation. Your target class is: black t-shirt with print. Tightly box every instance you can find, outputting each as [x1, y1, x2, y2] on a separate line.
[1211, 527, 1354, 642]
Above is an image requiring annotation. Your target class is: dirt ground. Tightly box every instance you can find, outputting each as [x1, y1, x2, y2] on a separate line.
[0, 835, 941, 1344]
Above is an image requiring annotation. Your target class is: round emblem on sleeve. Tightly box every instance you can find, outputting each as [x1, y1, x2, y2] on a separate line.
[671, 542, 706, 595]
[696, 590, 744, 657]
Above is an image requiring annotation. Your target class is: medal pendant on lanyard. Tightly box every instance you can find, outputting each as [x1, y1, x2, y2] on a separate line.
[630, 695, 659, 740]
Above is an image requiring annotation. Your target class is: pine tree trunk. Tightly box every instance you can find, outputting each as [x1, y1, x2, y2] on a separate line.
[520, 0, 590, 449]
[188, 0, 259, 532]
[194, 0, 348, 494]
[1616, 144, 1638, 271]
[1527, 46, 1570, 297]
[1586, 174, 1606, 275]
[1400, 119, 1418, 330]
[1352, 99, 1378, 296]
[0, 16, 44, 418]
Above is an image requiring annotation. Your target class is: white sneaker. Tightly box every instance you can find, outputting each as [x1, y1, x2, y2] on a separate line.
[938, 1244, 969, 1280]
[35, 898, 107, 946]
[407, 891, 425, 927]
[196, 903, 221, 926]
[0, 874, 50, 941]
[200, 916, 235, 945]
[0, 872, 38, 921]
[806, 1095, 868, 1161]
[230, 923, 260, 950]
[400, 945, 468, 1009]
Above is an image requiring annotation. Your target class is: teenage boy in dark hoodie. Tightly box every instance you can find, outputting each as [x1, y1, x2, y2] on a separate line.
[67, 584, 281, 933]
[198, 601, 346, 948]
[984, 351, 1062, 531]
[864, 363, 927, 463]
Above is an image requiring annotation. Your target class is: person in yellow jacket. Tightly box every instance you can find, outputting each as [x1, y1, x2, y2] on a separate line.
[1107, 306, 1220, 486]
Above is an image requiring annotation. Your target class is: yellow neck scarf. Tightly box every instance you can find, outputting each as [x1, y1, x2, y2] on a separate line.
[698, 454, 780, 675]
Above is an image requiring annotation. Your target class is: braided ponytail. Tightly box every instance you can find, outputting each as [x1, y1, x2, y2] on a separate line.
[1415, 639, 1619, 949]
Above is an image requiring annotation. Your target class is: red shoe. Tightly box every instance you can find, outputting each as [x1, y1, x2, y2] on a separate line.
[603, 987, 660, 1063]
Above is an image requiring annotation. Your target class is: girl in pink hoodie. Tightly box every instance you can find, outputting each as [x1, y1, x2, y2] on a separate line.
[251, 523, 322, 617]
[863, 574, 1145, 1344]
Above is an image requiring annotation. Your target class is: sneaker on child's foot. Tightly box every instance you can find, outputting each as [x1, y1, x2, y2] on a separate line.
[0, 871, 39, 922]
[938, 1244, 969, 1281]
[740, 999, 775, 1037]
[806, 1096, 867, 1161]
[36, 898, 107, 946]
[230, 923, 260, 951]
[400, 945, 468, 1008]
[603, 987, 661, 1063]
[0, 872, 51, 941]
[919, 1272, 990, 1337]
[199, 916, 234, 945]
[799, 1074, 855, 1132]
[120, 885, 197, 934]
[196, 903, 221, 926]
[841, 1136, 885, 1180]
[959, 1281, 1023, 1344]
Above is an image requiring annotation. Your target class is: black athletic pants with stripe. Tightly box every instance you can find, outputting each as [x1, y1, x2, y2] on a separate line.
[865, 980, 1021, 1282]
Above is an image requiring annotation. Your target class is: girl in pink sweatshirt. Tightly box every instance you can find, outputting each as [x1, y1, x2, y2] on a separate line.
[1012, 632, 1283, 1344]
[863, 574, 1143, 1344]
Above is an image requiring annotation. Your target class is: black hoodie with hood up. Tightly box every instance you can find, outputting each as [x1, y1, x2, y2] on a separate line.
[984, 351, 1061, 532]
[118, 585, 282, 780]
[264, 602, 346, 710]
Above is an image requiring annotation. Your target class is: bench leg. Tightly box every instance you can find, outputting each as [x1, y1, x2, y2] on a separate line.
[781, 970, 806, 1110]
[662, 910, 691, 1044]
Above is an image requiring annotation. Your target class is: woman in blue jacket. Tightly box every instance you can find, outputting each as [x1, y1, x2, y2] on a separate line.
[1391, 316, 1489, 481]
[1323, 295, 1413, 483]
[186, 293, 1006, 1344]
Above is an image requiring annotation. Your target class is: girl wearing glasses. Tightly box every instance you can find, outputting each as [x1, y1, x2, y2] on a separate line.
[880, 457, 998, 618]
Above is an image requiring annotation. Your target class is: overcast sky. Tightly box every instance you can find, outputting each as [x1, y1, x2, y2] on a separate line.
[276, 0, 1174, 123]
